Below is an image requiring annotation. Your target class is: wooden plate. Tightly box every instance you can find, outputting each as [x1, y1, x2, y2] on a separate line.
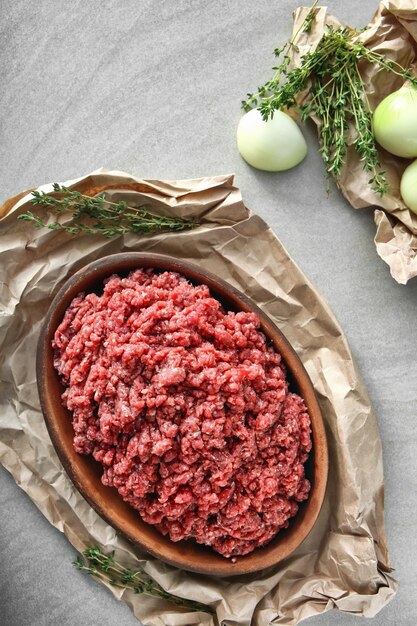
[37, 252, 328, 576]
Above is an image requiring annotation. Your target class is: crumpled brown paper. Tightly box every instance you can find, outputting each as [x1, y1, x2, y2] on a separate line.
[290, 1, 417, 284]
[0, 170, 397, 625]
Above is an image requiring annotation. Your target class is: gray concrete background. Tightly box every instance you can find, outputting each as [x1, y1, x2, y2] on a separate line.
[1, 1, 416, 624]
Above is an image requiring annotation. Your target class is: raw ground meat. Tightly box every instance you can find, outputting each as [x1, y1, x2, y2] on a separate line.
[53, 268, 312, 558]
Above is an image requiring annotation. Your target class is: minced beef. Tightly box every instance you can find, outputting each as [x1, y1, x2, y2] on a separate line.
[53, 268, 311, 558]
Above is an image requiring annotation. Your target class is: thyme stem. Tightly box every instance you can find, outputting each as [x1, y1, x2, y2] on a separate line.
[242, 7, 417, 196]
[18, 183, 197, 237]
[73, 547, 214, 614]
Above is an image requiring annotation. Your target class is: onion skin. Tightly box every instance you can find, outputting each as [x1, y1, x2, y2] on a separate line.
[400, 158, 417, 214]
[237, 109, 307, 172]
[373, 85, 417, 158]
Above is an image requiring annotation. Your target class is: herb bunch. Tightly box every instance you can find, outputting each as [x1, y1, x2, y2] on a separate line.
[18, 183, 197, 237]
[74, 546, 214, 614]
[242, 4, 417, 195]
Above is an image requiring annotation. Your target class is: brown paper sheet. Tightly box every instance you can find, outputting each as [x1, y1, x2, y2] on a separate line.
[290, 1, 417, 284]
[0, 169, 397, 625]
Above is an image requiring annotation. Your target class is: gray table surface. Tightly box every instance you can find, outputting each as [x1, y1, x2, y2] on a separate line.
[1, 1, 416, 625]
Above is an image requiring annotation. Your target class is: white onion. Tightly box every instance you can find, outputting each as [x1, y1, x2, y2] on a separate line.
[400, 158, 417, 214]
[237, 108, 307, 172]
[373, 84, 417, 158]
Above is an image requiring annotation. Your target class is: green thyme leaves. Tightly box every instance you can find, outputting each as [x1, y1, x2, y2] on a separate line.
[242, 8, 417, 196]
[18, 183, 197, 237]
[74, 546, 214, 614]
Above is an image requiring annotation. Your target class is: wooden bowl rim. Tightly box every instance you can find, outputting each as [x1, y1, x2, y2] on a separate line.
[37, 252, 328, 577]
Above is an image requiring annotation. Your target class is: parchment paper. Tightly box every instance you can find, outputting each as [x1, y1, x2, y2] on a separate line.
[0, 170, 396, 625]
[290, 1, 417, 284]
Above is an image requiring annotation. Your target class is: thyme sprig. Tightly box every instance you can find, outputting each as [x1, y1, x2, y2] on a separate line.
[242, 8, 417, 196]
[74, 546, 214, 615]
[243, 1, 319, 113]
[18, 183, 197, 237]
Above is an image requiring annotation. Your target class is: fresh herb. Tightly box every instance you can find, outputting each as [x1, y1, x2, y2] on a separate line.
[242, 5, 417, 195]
[18, 183, 197, 237]
[74, 546, 214, 614]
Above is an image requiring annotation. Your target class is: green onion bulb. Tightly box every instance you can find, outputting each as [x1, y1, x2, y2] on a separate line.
[400, 158, 417, 214]
[237, 109, 307, 172]
[373, 84, 417, 158]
